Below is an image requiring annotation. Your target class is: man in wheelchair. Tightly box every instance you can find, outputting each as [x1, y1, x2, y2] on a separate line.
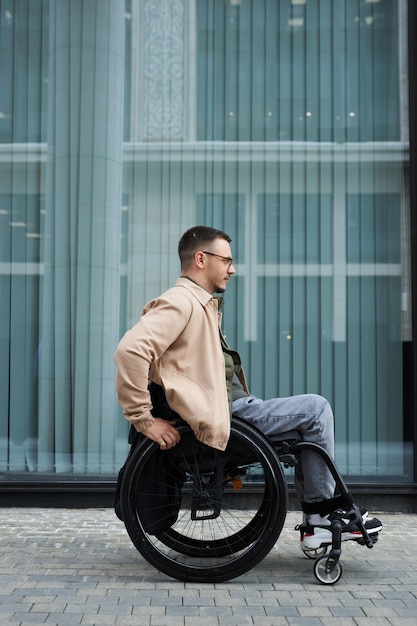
[114, 225, 382, 553]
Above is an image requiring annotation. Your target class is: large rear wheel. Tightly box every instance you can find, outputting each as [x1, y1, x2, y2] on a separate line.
[120, 418, 287, 582]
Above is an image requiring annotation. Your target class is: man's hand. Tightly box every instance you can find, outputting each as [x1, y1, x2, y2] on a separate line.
[144, 418, 181, 450]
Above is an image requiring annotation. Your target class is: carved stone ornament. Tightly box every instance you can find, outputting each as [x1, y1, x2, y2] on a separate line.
[143, 0, 185, 140]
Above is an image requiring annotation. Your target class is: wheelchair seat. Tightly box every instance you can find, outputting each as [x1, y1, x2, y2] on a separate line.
[269, 430, 301, 444]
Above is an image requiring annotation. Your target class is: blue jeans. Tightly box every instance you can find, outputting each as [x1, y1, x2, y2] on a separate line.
[232, 394, 336, 505]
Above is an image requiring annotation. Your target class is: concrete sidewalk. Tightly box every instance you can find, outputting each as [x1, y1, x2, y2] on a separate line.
[0, 508, 416, 625]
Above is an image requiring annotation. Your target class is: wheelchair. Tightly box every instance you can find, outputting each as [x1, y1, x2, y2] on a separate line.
[118, 410, 379, 586]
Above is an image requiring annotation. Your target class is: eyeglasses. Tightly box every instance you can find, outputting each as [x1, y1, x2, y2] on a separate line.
[202, 251, 234, 268]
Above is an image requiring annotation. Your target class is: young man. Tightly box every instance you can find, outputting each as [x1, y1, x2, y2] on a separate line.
[114, 225, 382, 549]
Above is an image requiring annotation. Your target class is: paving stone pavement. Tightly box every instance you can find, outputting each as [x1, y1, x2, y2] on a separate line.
[0, 508, 416, 626]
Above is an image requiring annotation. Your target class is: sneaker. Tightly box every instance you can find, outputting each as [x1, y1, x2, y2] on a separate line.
[348, 505, 368, 520]
[299, 509, 382, 551]
[299, 506, 368, 527]
[300, 506, 369, 527]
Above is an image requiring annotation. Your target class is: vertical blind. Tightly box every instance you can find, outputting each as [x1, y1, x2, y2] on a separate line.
[191, 0, 408, 478]
[1, 0, 125, 474]
[0, 0, 48, 473]
[0, 0, 412, 480]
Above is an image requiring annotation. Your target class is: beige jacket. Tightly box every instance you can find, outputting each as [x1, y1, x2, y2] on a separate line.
[114, 278, 232, 450]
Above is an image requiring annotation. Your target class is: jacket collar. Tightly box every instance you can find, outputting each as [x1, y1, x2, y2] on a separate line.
[175, 276, 216, 307]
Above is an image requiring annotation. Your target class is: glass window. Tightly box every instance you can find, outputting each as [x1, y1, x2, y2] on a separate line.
[0, 0, 412, 484]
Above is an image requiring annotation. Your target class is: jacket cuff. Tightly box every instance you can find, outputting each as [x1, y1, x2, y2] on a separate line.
[128, 415, 155, 433]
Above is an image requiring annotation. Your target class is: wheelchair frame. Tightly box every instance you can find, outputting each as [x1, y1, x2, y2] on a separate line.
[119, 417, 378, 585]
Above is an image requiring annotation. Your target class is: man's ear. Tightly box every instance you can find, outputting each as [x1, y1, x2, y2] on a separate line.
[194, 251, 205, 268]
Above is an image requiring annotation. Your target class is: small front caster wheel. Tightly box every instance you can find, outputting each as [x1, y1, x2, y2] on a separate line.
[302, 545, 328, 560]
[314, 555, 343, 585]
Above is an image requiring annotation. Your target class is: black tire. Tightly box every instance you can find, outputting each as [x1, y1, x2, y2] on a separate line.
[120, 417, 288, 582]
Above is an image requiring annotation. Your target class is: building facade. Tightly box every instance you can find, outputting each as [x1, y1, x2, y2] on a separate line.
[0, 0, 416, 508]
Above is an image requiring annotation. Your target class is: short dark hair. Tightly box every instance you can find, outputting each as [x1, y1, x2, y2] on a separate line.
[178, 226, 231, 267]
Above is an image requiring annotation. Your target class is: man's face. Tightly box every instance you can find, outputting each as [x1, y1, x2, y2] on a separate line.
[200, 238, 236, 294]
